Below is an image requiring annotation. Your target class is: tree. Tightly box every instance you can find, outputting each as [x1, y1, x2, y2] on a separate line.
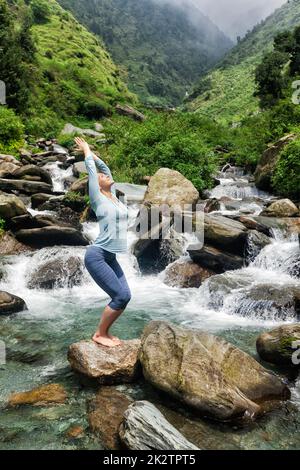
[254, 51, 288, 108]
[290, 25, 300, 76]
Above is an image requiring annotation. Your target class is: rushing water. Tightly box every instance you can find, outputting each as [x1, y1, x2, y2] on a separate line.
[0, 166, 300, 450]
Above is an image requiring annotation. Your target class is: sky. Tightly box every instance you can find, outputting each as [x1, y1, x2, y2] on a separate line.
[160, 0, 288, 40]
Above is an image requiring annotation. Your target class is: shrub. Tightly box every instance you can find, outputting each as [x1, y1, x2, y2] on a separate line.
[272, 138, 300, 200]
[80, 99, 112, 119]
[30, 0, 51, 24]
[0, 107, 24, 154]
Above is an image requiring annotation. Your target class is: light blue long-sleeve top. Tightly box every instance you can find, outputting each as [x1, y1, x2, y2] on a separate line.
[84, 153, 128, 253]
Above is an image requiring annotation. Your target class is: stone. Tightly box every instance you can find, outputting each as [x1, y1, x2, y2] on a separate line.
[139, 321, 289, 421]
[143, 168, 199, 208]
[31, 193, 53, 209]
[188, 244, 244, 273]
[261, 199, 299, 218]
[61, 123, 105, 138]
[27, 256, 84, 289]
[15, 226, 90, 247]
[11, 164, 53, 186]
[257, 324, 300, 366]
[164, 260, 214, 288]
[0, 290, 28, 315]
[0, 231, 33, 255]
[68, 339, 141, 384]
[73, 161, 87, 178]
[0, 193, 27, 219]
[88, 387, 132, 449]
[0, 178, 53, 195]
[8, 384, 67, 407]
[70, 177, 88, 195]
[202, 214, 248, 256]
[115, 104, 146, 121]
[0, 162, 21, 178]
[119, 401, 199, 450]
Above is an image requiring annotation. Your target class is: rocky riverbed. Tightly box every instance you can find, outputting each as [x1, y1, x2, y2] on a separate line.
[0, 128, 300, 450]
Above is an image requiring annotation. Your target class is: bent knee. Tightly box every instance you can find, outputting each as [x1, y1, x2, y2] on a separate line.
[113, 290, 131, 309]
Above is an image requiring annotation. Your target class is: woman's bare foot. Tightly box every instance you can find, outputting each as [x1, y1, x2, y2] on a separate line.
[92, 333, 120, 347]
[108, 333, 122, 345]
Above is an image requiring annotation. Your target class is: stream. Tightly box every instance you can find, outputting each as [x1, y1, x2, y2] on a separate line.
[0, 164, 300, 450]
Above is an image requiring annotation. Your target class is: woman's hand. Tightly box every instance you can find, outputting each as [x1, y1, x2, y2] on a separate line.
[74, 137, 91, 157]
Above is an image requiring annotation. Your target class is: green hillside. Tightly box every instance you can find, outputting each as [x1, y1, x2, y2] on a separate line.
[186, 0, 300, 123]
[1, 0, 135, 136]
[57, 0, 232, 106]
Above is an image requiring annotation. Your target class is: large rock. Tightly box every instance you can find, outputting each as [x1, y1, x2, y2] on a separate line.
[70, 177, 88, 195]
[164, 260, 214, 288]
[68, 339, 141, 384]
[188, 245, 244, 273]
[72, 161, 87, 178]
[119, 401, 199, 450]
[257, 324, 300, 366]
[143, 168, 199, 208]
[0, 291, 28, 315]
[261, 199, 299, 218]
[0, 153, 22, 166]
[61, 123, 105, 138]
[31, 193, 54, 209]
[0, 193, 27, 219]
[202, 214, 248, 256]
[139, 321, 289, 421]
[246, 230, 271, 260]
[0, 162, 21, 178]
[8, 384, 67, 407]
[115, 104, 146, 122]
[11, 164, 53, 186]
[254, 134, 297, 191]
[0, 231, 33, 255]
[0, 178, 53, 195]
[88, 387, 133, 450]
[15, 226, 89, 247]
[27, 256, 84, 289]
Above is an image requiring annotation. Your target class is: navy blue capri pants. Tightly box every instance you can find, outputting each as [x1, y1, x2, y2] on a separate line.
[84, 245, 131, 310]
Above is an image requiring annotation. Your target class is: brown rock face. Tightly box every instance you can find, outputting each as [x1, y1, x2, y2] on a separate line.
[164, 260, 214, 288]
[0, 290, 28, 315]
[88, 387, 132, 449]
[139, 321, 290, 422]
[257, 324, 300, 366]
[8, 384, 67, 407]
[143, 168, 199, 208]
[261, 199, 299, 218]
[0, 231, 33, 255]
[254, 134, 297, 191]
[68, 339, 141, 384]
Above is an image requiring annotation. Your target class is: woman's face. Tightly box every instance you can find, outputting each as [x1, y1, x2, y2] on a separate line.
[98, 172, 113, 191]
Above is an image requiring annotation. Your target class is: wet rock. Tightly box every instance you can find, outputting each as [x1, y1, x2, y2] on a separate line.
[30, 193, 53, 209]
[241, 216, 300, 235]
[202, 214, 248, 256]
[164, 260, 214, 288]
[0, 291, 28, 315]
[27, 256, 84, 289]
[0, 231, 33, 255]
[70, 177, 88, 195]
[188, 244, 244, 273]
[115, 104, 146, 122]
[8, 383, 67, 407]
[203, 198, 221, 213]
[55, 206, 83, 231]
[68, 339, 141, 384]
[0, 162, 21, 178]
[139, 321, 289, 421]
[88, 387, 132, 449]
[0, 178, 53, 195]
[119, 400, 199, 450]
[246, 230, 271, 260]
[143, 168, 199, 208]
[65, 426, 84, 439]
[238, 216, 271, 235]
[11, 164, 53, 186]
[240, 284, 300, 320]
[9, 213, 40, 231]
[15, 226, 89, 247]
[0, 193, 27, 219]
[254, 134, 297, 191]
[261, 199, 299, 218]
[257, 324, 300, 366]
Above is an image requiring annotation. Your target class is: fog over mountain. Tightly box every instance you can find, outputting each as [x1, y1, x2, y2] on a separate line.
[157, 0, 287, 40]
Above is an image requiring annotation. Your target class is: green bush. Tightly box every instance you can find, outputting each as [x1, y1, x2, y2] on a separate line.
[30, 0, 51, 24]
[272, 139, 300, 200]
[80, 99, 112, 119]
[0, 107, 24, 154]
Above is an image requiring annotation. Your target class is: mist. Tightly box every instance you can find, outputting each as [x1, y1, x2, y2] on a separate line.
[157, 0, 287, 40]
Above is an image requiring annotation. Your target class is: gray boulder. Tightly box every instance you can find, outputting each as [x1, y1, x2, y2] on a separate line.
[257, 324, 300, 366]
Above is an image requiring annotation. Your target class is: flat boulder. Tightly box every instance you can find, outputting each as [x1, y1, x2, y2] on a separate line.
[261, 199, 299, 218]
[11, 164, 53, 186]
[88, 387, 133, 450]
[15, 226, 89, 247]
[164, 260, 214, 288]
[257, 324, 300, 366]
[119, 400, 199, 450]
[202, 214, 247, 256]
[0, 178, 53, 195]
[68, 339, 141, 384]
[139, 321, 289, 421]
[8, 383, 67, 407]
[0, 193, 27, 219]
[143, 168, 199, 208]
[188, 244, 244, 273]
[0, 290, 28, 315]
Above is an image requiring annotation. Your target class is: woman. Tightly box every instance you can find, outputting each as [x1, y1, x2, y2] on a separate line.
[74, 137, 131, 348]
